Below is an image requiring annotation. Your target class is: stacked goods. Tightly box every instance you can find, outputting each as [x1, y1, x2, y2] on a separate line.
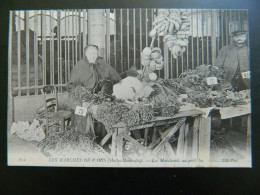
[150, 9, 191, 58]
[156, 78, 187, 94]
[95, 102, 154, 128]
[38, 127, 96, 157]
[178, 65, 249, 108]
[122, 104, 155, 126]
[179, 65, 226, 91]
[95, 102, 130, 130]
[148, 82, 180, 117]
[69, 85, 95, 109]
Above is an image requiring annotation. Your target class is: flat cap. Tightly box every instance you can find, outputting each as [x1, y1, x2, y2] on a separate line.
[232, 30, 247, 36]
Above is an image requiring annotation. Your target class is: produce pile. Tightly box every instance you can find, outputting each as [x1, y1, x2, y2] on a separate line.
[68, 84, 113, 110]
[178, 64, 249, 108]
[156, 78, 187, 94]
[150, 9, 191, 58]
[95, 102, 155, 129]
[149, 82, 181, 117]
[38, 127, 108, 157]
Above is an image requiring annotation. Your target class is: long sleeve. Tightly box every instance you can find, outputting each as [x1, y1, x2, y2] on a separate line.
[214, 46, 228, 70]
[108, 66, 121, 83]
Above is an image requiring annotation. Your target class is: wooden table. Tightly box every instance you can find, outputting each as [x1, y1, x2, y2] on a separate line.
[213, 104, 251, 153]
[99, 110, 212, 160]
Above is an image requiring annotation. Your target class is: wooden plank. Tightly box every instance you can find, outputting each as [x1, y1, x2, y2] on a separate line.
[192, 117, 199, 159]
[120, 9, 123, 72]
[139, 9, 142, 65]
[164, 42, 169, 79]
[78, 10, 82, 60]
[57, 11, 61, 86]
[17, 11, 21, 96]
[83, 10, 87, 49]
[13, 84, 66, 90]
[133, 9, 136, 68]
[111, 129, 117, 157]
[191, 9, 194, 69]
[144, 128, 149, 147]
[198, 116, 211, 161]
[183, 122, 190, 159]
[100, 130, 113, 146]
[25, 11, 30, 95]
[42, 10, 47, 85]
[211, 10, 217, 65]
[127, 9, 129, 69]
[106, 9, 110, 63]
[114, 9, 117, 69]
[145, 9, 148, 46]
[121, 132, 150, 153]
[158, 128, 176, 158]
[64, 11, 68, 84]
[116, 128, 124, 158]
[152, 119, 186, 154]
[176, 123, 186, 159]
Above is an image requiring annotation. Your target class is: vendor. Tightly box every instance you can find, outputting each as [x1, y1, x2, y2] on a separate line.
[215, 30, 250, 91]
[68, 45, 121, 141]
[214, 30, 250, 134]
[67, 44, 121, 94]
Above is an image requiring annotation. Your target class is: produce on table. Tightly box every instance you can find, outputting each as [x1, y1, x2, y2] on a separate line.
[95, 102, 130, 130]
[122, 104, 154, 126]
[178, 64, 250, 108]
[148, 82, 181, 117]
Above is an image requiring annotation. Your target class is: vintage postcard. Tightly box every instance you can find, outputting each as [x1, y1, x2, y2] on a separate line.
[7, 9, 251, 167]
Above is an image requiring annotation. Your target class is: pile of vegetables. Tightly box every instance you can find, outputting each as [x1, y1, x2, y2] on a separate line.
[95, 102, 130, 130]
[179, 64, 226, 91]
[38, 127, 108, 157]
[149, 82, 181, 117]
[95, 102, 155, 128]
[178, 64, 249, 108]
[122, 104, 154, 127]
[156, 78, 187, 94]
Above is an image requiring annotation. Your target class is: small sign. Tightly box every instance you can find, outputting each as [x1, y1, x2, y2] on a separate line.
[75, 106, 88, 117]
[241, 71, 250, 79]
[206, 77, 218, 85]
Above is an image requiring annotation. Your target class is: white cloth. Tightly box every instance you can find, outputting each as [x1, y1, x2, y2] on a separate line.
[10, 119, 45, 142]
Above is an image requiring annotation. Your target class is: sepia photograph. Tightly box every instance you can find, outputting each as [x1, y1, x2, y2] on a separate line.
[7, 9, 251, 167]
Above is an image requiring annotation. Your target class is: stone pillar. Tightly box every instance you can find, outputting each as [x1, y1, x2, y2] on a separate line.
[87, 9, 106, 58]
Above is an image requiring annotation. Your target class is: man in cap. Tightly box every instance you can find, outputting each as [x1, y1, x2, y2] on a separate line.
[215, 30, 250, 134]
[215, 30, 250, 91]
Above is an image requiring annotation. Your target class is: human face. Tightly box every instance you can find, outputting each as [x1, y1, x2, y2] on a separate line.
[233, 34, 247, 45]
[85, 46, 99, 63]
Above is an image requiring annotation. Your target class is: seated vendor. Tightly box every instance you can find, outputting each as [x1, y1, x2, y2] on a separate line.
[67, 45, 121, 141]
[67, 44, 121, 94]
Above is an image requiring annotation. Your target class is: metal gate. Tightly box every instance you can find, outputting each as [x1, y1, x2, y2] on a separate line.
[8, 9, 248, 97]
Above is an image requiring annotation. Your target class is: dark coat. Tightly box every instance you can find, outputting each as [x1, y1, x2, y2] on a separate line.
[214, 43, 250, 88]
[68, 56, 121, 90]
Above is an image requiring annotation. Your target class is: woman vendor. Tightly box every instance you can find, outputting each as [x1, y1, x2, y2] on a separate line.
[67, 45, 121, 141]
[67, 44, 121, 94]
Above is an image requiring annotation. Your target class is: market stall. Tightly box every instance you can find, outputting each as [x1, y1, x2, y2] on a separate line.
[8, 9, 251, 166]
